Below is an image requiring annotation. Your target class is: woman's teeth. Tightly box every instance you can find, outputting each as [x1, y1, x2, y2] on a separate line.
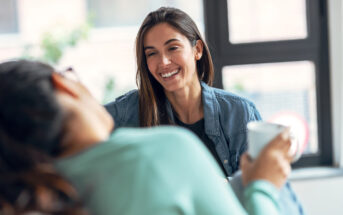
[161, 70, 179, 78]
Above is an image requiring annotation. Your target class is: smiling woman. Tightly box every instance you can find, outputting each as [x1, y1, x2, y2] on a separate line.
[105, 6, 254, 177]
[104, 7, 305, 215]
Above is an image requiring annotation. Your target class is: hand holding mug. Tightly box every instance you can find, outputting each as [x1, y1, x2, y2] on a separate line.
[241, 129, 293, 189]
[247, 121, 302, 163]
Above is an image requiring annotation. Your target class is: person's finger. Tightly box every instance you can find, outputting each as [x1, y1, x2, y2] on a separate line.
[240, 153, 255, 186]
[240, 153, 252, 171]
[271, 137, 293, 163]
[265, 128, 291, 152]
[278, 134, 293, 161]
[240, 153, 247, 169]
[284, 144, 295, 163]
[273, 138, 293, 163]
[280, 138, 292, 153]
[279, 159, 292, 178]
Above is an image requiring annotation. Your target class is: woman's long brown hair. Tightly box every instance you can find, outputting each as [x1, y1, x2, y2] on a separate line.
[0, 60, 87, 215]
[135, 7, 214, 127]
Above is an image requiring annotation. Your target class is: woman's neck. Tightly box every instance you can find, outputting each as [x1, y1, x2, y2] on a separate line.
[165, 81, 203, 124]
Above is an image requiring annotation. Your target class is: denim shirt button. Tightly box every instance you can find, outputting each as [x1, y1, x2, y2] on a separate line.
[223, 159, 228, 164]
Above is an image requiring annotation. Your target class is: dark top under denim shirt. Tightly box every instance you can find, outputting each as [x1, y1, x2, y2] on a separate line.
[105, 81, 305, 215]
[174, 115, 227, 176]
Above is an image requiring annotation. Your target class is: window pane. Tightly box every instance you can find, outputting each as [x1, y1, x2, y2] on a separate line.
[227, 0, 307, 43]
[0, 0, 18, 33]
[88, 0, 203, 28]
[222, 61, 318, 155]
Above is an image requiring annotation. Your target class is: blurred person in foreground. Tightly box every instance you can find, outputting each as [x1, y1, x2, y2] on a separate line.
[0, 60, 293, 215]
[105, 7, 304, 215]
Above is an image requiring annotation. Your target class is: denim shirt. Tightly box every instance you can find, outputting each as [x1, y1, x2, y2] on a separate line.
[105, 82, 261, 176]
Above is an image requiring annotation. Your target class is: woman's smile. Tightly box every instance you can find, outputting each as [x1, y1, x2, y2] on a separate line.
[160, 68, 180, 78]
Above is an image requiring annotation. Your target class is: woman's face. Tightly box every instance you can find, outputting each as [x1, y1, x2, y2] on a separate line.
[143, 23, 203, 92]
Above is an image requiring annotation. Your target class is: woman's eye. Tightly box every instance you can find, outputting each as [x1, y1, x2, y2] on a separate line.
[146, 52, 156, 57]
[169, 46, 178, 51]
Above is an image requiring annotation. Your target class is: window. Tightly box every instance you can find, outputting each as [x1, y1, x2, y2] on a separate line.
[227, 0, 307, 43]
[0, 0, 18, 34]
[87, 0, 203, 28]
[204, 0, 332, 167]
[223, 61, 318, 155]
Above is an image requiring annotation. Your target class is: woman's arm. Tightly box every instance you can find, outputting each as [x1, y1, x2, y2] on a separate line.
[121, 127, 283, 215]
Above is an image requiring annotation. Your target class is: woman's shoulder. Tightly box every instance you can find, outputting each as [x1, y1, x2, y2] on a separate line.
[202, 84, 261, 124]
[217, 89, 255, 106]
[57, 126, 229, 214]
[104, 89, 140, 127]
[63, 127, 203, 169]
[203, 84, 256, 109]
[106, 89, 139, 107]
[105, 89, 139, 110]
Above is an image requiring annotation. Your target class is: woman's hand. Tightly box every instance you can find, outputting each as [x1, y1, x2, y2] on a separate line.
[240, 130, 293, 189]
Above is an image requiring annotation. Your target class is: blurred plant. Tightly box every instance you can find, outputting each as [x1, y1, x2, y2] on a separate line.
[22, 22, 91, 65]
[232, 82, 246, 92]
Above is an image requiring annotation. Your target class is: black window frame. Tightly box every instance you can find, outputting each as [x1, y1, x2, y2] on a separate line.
[203, 0, 332, 168]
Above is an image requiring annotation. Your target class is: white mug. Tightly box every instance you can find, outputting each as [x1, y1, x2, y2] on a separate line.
[247, 121, 301, 163]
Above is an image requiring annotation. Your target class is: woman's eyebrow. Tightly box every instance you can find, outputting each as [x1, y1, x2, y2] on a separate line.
[144, 46, 154, 51]
[164, 38, 180, 45]
[144, 38, 181, 51]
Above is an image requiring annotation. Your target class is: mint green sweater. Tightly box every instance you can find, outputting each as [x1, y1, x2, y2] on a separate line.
[56, 127, 280, 215]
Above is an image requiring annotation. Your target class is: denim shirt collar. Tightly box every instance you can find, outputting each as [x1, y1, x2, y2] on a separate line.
[165, 81, 221, 137]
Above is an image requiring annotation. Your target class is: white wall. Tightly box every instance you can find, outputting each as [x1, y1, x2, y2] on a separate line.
[291, 176, 343, 215]
[329, 0, 343, 167]
[290, 1, 343, 214]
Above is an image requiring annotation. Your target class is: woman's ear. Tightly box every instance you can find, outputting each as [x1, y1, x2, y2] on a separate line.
[51, 73, 80, 98]
[194, 40, 204, 60]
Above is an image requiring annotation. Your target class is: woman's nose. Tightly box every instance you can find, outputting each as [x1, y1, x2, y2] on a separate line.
[160, 53, 171, 66]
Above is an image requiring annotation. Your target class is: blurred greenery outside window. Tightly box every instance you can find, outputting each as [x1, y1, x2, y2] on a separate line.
[22, 23, 91, 65]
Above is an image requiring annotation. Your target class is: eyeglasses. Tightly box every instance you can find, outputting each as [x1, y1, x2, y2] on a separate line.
[56, 67, 80, 82]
